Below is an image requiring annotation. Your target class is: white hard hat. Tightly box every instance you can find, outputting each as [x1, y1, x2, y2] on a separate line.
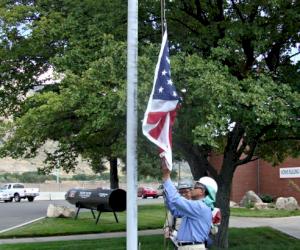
[197, 176, 218, 193]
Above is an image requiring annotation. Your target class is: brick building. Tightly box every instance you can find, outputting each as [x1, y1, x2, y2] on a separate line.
[209, 155, 300, 203]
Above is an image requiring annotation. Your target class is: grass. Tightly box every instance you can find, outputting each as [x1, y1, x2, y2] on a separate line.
[0, 204, 166, 238]
[223, 227, 300, 250]
[1, 204, 300, 239]
[1, 228, 300, 250]
[231, 207, 300, 217]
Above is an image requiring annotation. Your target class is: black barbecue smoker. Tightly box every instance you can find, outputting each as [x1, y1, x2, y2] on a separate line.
[65, 188, 126, 224]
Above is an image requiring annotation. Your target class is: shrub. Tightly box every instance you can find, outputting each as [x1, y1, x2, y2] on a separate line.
[0, 171, 55, 183]
[71, 173, 106, 181]
[245, 200, 255, 209]
[259, 194, 274, 203]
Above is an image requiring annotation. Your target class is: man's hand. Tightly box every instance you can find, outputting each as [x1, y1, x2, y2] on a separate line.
[161, 158, 171, 181]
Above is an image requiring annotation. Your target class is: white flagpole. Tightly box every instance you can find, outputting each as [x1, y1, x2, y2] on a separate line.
[127, 0, 138, 250]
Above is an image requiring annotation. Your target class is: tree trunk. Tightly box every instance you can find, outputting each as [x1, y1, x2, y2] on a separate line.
[177, 142, 208, 180]
[214, 159, 235, 249]
[109, 157, 119, 189]
[214, 181, 231, 249]
[186, 154, 207, 180]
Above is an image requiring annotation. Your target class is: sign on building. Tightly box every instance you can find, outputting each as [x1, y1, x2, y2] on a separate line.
[279, 167, 300, 178]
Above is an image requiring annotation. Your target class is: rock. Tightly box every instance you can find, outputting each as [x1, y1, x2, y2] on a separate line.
[275, 197, 299, 211]
[230, 201, 239, 208]
[47, 204, 75, 218]
[254, 202, 269, 210]
[240, 190, 263, 207]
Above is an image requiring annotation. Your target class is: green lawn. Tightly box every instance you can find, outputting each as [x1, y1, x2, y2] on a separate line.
[1, 204, 300, 239]
[0, 204, 166, 238]
[230, 207, 300, 217]
[1, 228, 300, 250]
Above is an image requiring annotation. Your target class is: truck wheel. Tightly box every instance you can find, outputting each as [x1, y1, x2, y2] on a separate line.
[142, 195, 147, 199]
[28, 197, 34, 202]
[14, 193, 21, 202]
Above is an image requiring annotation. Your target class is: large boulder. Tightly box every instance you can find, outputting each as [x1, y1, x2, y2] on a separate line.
[275, 197, 299, 211]
[254, 202, 269, 210]
[240, 190, 263, 207]
[47, 204, 75, 218]
[230, 201, 239, 208]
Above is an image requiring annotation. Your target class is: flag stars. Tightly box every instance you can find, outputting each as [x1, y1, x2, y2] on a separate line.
[167, 79, 173, 85]
[161, 69, 167, 76]
[166, 57, 170, 64]
[158, 86, 164, 93]
[173, 91, 177, 97]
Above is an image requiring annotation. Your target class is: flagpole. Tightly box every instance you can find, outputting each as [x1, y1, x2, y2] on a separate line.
[127, 0, 138, 250]
[160, 0, 165, 36]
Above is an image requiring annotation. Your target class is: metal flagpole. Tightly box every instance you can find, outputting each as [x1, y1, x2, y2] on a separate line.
[127, 0, 138, 250]
[160, 0, 165, 36]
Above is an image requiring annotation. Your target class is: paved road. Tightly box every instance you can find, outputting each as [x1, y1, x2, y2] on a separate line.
[0, 197, 163, 232]
[0, 200, 70, 231]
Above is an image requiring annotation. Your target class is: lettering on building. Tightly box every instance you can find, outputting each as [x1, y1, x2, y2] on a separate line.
[279, 167, 300, 178]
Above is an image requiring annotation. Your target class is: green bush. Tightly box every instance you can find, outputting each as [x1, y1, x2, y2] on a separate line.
[0, 173, 19, 182]
[98, 172, 110, 180]
[259, 194, 274, 203]
[245, 200, 254, 209]
[71, 173, 110, 181]
[72, 174, 99, 181]
[0, 172, 55, 183]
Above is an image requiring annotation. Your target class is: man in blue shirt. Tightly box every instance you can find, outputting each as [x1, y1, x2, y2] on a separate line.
[162, 162, 218, 250]
[164, 179, 193, 240]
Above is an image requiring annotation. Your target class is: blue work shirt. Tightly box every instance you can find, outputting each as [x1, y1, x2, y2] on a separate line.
[163, 178, 212, 243]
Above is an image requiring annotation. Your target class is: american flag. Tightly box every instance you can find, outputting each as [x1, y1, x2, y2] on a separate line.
[142, 30, 180, 170]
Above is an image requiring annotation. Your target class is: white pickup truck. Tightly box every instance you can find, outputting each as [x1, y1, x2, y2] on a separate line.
[0, 183, 39, 202]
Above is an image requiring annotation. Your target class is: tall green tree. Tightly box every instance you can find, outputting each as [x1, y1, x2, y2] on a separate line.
[139, 1, 300, 248]
[0, 0, 131, 188]
[0, 0, 162, 188]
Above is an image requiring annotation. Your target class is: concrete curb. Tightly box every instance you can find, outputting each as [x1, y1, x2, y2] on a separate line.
[35, 192, 66, 201]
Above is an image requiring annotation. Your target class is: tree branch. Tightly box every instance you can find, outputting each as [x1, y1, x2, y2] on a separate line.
[235, 124, 276, 167]
[230, 0, 245, 23]
[236, 135, 247, 158]
[195, 0, 209, 25]
[180, 1, 209, 26]
[241, 38, 255, 73]
[175, 139, 218, 179]
[248, 4, 258, 23]
[216, 0, 224, 21]
[195, 145, 219, 179]
[169, 17, 201, 36]
[225, 122, 245, 157]
[234, 140, 257, 167]
[288, 51, 300, 60]
[265, 25, 292, 72]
